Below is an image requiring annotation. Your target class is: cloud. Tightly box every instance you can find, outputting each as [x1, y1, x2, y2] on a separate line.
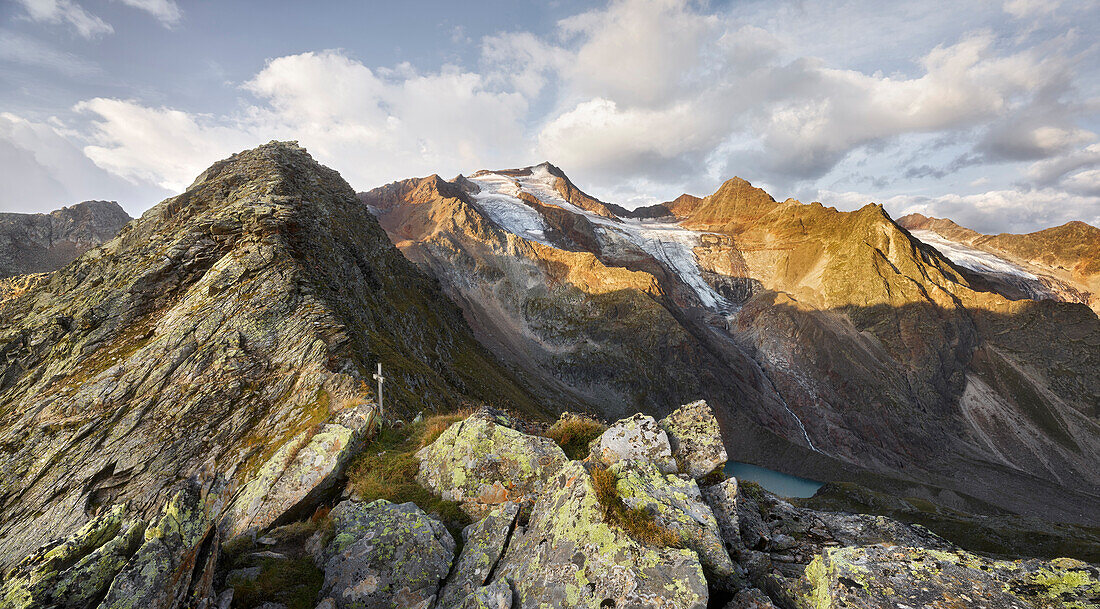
[0, 112, 167, 214]
[0, 29, 102, 77]
[75, 98, 256, 191]
[1003, 0, 1060, 19]
[823, 186, 1100, 234]
[69, 51, 531, 194]
[114, 0, 182, 26]
[14, 0, 112, 38]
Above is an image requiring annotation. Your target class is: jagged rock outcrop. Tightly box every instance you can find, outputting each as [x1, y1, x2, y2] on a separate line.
[805, 545, 1099, 609]
[317, 499, 455, 609]
[491, 461, 709, 609]
[415, 411, 568, 517]
[658, 400, 728, 479]
[228, 403, 378, 540]
[0, 200, 131, 279]
[437, 502, 520, 607]
[0, 142, 543, 569]
[592, 414, 677, 474]
[610, 459, 734, 580]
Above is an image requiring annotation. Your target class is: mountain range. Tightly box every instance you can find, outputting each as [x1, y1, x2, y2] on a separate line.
[0, 141, 1097, 607]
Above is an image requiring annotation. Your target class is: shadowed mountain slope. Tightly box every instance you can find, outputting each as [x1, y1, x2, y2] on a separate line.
[0, 200, 131, 279]
[362, 169, 1100, 527]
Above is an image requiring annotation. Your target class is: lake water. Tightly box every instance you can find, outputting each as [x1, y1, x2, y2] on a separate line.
[724, 461, 824, 498]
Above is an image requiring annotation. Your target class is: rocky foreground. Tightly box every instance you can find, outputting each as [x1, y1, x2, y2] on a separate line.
[3, 401, 1096, 609]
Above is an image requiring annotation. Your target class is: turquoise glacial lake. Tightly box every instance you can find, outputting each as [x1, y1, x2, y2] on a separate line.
[724, 461, 824, 498]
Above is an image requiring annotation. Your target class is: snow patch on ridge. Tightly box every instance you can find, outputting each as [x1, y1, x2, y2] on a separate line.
[467, 169, 735, 314]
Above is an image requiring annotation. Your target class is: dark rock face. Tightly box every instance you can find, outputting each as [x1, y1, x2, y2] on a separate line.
[0, 142, 541, 568]
[0, 200, 131, 278]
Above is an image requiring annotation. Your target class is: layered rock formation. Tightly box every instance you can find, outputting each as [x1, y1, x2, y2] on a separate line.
[0, 142, 542, 574]
[0, 200, 131, 278]
[362, 166, 1100, 528]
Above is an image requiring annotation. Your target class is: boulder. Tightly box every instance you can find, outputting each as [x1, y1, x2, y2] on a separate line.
[416, 412, 568, 517]
[319, 499, 455, 609]
[0, 504, 145, 609]
[658, 400, 727, 478]
[610, 459, 734, 580]
[701, 477, 741, 556]
[492, 461, 708, 609]
[459, 579, 513, 609]
[438, 502, 520, 607]
[723, 588, 776, 609]
[593, 414, 677, 474]
[804, 545, 1099, 609]
[229, 403, 378, 539]
[97, 481, 218, 609]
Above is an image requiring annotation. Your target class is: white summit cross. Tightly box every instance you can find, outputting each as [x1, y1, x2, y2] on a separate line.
[372, 362, 386, 419]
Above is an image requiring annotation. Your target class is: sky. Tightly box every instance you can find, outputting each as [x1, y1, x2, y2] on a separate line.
[1, 0, 1098, 234]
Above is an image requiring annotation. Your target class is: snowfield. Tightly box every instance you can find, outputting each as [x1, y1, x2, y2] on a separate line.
[468, 168, 735, 314]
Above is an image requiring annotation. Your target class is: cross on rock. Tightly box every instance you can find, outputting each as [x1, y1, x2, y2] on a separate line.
[372, 362, 386, 419]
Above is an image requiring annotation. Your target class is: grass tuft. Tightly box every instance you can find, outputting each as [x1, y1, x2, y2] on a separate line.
[543, 416, 606, 460]
[345, 414, 472, 540]
[590, 464, 681, 547]
[230, 557, 323, 609]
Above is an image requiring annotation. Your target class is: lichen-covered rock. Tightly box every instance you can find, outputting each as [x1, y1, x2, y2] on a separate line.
[0, 504, 145, 609]
[438, 502, 520, 607]
[96, 482, 217, 609]
[593, 414, 677, 474]
[805, 545, 1100, 609]
[611, 459, 734, 580]
[459, 579, 513, 609]
[701, 477, 741, 557]
[416, 412, 568, 517]
[319, 499, 455, 609]
[492, 461, 708, 609]
[229, 403, 378, 540]
[658, 400, 727, 478]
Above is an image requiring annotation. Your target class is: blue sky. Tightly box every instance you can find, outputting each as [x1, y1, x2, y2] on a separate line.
[1, 0, 1098, 234]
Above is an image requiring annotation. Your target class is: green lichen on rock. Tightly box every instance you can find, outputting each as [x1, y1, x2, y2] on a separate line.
[804, 545, 1099, 609]
[319, 499, 455, 609]
[657, 400, 727, 479]
[437, 502, 520, 607]
[593, 413, 677, 475]
[610, 459, 734, 580]
[0, 504, 144, 609]
[492, 461, 708, 609]
[416, 411, 568, 517]
[96, 482, 214, 609]
[229, 402, 377, 541]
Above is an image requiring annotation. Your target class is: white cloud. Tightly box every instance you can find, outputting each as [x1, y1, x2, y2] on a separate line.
[75, 99, 256, 191]
[114, 0, 181, 26]
[1003, 0, 1060, 19]
[823, 186, 1100, 234]
[0, 112, 167, 214]
[14, 0, 112, 38]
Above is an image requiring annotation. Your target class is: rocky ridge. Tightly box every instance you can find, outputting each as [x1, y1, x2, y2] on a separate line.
[0, 142, 543, 572]
[0, 200, 131, 279]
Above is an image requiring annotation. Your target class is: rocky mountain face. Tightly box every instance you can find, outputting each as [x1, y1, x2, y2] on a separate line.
[898, 213, 1100, 312]
[362, 165, 1100, 529]
[0, 201, 132, 279]
[0, 142, 1097, 608]
[0, 142, 543, 578]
